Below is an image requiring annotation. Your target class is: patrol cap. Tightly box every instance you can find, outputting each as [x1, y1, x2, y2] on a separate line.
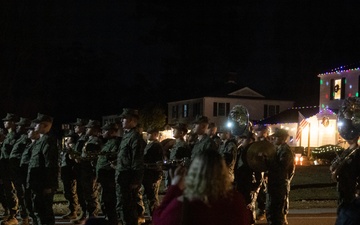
[32, 113, 53, 123]
[2, 113, 19, 122]
[146, 127, 159, 134]
[192, 115, 209, 124]
[85, 120, 101, 129]
[72, 118, 88, 126]
[16, 117, 31, 127]
[271, 128, 289, 138]
[118, 108, 139, 119]
[101, 122, 118, 131]
[172, 123, 188, 134]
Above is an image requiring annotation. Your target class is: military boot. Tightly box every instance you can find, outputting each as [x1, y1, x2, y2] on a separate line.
[19, 217, 29, 225]
[0, 216, 18, 225]
[62, 211, 78, 220]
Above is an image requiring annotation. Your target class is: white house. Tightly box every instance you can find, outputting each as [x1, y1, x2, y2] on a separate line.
[167, 87, 294, 131]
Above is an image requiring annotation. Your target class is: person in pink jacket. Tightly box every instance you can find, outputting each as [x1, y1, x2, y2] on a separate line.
[153, 150, 252, 225]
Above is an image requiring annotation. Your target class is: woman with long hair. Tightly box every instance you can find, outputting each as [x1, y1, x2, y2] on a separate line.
[153, 150, 252, 225]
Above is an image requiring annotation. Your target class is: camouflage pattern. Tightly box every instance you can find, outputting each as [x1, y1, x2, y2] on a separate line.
[27, 133, 59, 225]
[116, 128, 146, 225]
[218, 139, 237, 181]
[78, 136, 101, 217]
[190, 134, 217, 160]
[169, 139, 191, 160]
[0, 130, 19, 218]
[266, 143, 295, 225]
[96, 137, 120, 225]
[143, 140, 163, 214]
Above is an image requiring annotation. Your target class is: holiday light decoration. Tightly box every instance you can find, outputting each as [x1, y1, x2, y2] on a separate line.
[312, 144, 344, 163]
[318, 62, 360, 76]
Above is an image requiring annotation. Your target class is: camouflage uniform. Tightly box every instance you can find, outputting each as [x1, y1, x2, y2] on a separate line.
[0, 113, 19, 224]
[20, 138, 37, 224]
[143, 135, 163, 215]
[333, 146, 360, 225]
[0, 129, 9, 218]
[116, 127, 146, 225]
[191, 134, 217, 160]
[169, 139, 191, 161]
[10, 123, 31, 223]
[75, 122, 102, 222]
[72, 133, 88, 219]
[218, 139, 237, 182]
[96, 123, 119, 225]
[27, 114, 59, 225]
[266, 142, 295, 225]
[60, 132, 79, 220]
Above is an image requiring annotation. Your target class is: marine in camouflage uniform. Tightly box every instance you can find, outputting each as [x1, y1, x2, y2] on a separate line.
[218, 128, 237, 182]
[9, 118, 32, 225]
[60, 130, 79, 220]
[254, 125, 270, 221]
[19, 123, 39, 225]
[331, 135, 360, 225]
[27, 113, 59, 225]
[0, 129, 9, 218]
[96, 122, 120, 225]
[234, 131, 260, 224]
[169, 123, 191, 161]
[142, 128, 164, 216]
[0, 113, 20, 225]
[163, 123, 191, 189]
[115, 108, 146, 225]
[266, 129, 295, 225]
[72, 120, 101, 224]
[69, 118, 89, 221]
[207, 122, 221, 149]
[190, 116, 217, 160]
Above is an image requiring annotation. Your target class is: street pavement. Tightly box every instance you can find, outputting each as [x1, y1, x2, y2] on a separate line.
[256, 208, 337, 225]
[12, 208, 336, 225]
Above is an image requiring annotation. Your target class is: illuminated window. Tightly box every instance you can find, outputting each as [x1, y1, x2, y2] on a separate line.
[182, 104, 189, 118]
[330, 78, 345, 100]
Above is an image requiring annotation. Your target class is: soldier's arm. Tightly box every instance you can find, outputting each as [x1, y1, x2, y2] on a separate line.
[42, 138, 59, 189]
[223, 142, 237, 166]
[130, 136, 145, 186]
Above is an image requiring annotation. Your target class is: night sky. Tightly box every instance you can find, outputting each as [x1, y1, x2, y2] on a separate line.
[1, 0, 360, 126]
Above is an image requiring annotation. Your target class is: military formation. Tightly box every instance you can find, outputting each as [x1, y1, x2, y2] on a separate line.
[0, 108, 297, 225]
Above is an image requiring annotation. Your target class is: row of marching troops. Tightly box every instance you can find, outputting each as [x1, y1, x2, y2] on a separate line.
[0, 108, 295, 225]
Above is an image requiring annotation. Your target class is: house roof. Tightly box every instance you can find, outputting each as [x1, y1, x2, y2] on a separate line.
[318, 62, 360, 76]
[228, 87, 264, 98]
[256, 106, 319, 125]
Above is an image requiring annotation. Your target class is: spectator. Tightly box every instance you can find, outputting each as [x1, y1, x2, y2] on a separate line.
[153, 150, 251, 225]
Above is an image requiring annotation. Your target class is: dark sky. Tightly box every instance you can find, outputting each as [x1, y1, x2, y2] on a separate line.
[1, 0, 360, 125]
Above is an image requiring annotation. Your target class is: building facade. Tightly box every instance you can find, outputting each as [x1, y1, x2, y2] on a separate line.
[318, 66, 360, 110]
[167, 87, 294, 131]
